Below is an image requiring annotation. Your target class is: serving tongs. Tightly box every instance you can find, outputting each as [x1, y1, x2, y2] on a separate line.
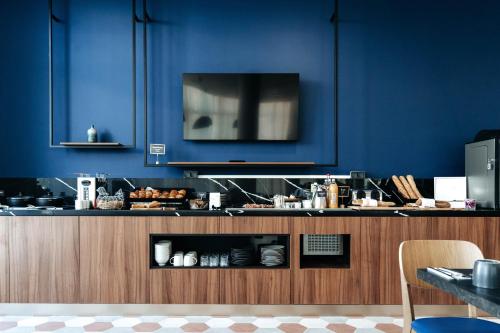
[427, 267, 472, 281]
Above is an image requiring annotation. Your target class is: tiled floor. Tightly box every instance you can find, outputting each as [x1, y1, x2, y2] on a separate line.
[0, 316, 405, 332]
[1, 316, 498, 333]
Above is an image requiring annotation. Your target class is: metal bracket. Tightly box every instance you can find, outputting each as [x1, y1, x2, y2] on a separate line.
[48, 0, 137, 149]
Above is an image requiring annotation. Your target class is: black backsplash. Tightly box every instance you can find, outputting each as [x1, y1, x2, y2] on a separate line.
[0, 177, 434, 208]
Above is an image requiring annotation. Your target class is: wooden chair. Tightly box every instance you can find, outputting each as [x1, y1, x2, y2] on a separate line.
[399, 240, 499, 333]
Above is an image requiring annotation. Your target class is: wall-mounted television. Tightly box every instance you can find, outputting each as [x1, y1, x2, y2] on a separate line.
[183, 73, 299, 141]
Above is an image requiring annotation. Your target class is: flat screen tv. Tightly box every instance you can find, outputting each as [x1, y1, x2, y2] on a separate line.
[183, 73, 299, 141]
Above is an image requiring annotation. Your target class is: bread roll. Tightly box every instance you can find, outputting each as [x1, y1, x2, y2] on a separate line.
[406, 175, 423, 198]
[399, 176, 418, 199]
[148, 201, 161, 208]
[392, 175, 410, 199]
[131, 203, 147, 209]
[435, 200, 451, 208]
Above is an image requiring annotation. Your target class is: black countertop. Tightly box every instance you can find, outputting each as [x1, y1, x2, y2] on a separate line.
[1, 208, 500, 217]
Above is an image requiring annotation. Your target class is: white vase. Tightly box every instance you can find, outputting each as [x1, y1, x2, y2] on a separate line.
[87, 125, 97, 143]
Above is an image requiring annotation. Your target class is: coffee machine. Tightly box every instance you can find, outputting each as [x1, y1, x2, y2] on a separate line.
[77, 176, 97, 208]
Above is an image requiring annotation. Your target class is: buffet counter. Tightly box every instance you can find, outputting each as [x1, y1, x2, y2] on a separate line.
[0, 213, 498, 305]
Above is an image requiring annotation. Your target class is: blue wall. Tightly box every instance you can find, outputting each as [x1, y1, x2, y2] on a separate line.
[1, 0, 499, 178]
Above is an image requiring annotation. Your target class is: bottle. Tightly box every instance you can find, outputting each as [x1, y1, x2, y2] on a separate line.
[314, 186, 327, 209]
[327, 176, 339, 209]
[87, 125, 97, 143]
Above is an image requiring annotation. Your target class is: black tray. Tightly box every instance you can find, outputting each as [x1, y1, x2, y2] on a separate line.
[125, 188, 193, 209]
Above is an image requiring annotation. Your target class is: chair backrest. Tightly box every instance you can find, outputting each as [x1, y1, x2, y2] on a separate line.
[399, 240, 484, 289]
[398, 240, 484, 333]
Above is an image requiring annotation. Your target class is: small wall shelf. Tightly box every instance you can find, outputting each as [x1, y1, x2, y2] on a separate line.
[166, 162, 316, 168]
[59, 142, 124, 149]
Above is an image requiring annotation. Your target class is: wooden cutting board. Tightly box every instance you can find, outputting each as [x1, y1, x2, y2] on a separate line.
[349, 206, 415, 211]
[349, 206, 463, 211]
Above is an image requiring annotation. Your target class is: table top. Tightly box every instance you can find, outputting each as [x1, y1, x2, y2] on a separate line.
[417, 269, 500, 318]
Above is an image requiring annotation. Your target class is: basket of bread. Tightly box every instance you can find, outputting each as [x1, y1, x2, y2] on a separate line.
[96, 187, 125, 210]
[127, 187, 190, 210]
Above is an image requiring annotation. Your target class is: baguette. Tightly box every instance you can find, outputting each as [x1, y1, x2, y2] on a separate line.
[406, 175, 423, 198]
[399, 176, 418, 199]
[392, 175, 410, 199]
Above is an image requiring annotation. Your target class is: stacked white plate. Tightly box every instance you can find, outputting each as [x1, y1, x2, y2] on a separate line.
[260, 245, 285, 267]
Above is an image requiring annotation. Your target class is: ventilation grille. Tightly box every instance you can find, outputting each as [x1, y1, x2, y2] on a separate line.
[303, 234, 343, 255]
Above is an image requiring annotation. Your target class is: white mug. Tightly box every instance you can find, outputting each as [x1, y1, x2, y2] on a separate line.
[184, 255, 198, 267]
[170, 251, 184, 266]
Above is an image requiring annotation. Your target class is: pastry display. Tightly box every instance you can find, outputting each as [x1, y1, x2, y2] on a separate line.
[129, 187, 187, 200]
[127, 187, 190, 210]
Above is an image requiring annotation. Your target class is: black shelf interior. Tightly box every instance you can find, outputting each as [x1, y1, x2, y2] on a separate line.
[299, 234, 350, 269]
[150, 234, 289, 269]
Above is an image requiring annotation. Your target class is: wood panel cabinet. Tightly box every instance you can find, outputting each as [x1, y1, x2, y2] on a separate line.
[219, 217, 291, 304]
[361, 217, 405, 304]
[360, 217, 433, 305]
[430, 217, 469, 305]
[9, 217, 79, 303]
[292, 217, 361, 304]
[149, 217, 220, 304]
[466, 217, 500, 259]
[220, 269, 290, 304]
[150, 269, 219, 304]
[0, 218, 9, 302]
[79, 217, 149, 303]
[360, 216, 500, 305]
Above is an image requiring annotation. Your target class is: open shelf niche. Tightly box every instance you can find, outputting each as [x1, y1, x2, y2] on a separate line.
[150, 234, 289, 269]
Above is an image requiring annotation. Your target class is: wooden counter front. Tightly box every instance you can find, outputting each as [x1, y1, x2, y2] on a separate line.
[0, 215, 497, 305]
